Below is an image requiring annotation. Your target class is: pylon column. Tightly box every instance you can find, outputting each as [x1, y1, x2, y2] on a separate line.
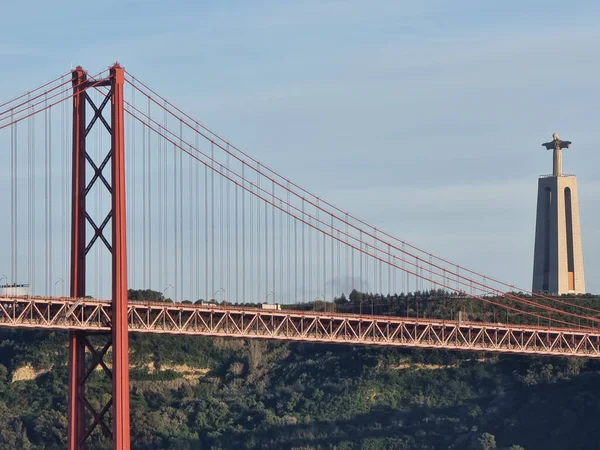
[67, 66, 87, 450]
[67, 64, 130, 450]
[110, 63, 130, 450]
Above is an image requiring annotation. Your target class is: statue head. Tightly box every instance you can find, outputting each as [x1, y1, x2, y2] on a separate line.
[552, 133, 560, 141]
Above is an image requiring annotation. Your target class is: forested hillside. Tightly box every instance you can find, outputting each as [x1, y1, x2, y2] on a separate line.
[0, 290, 599, 450]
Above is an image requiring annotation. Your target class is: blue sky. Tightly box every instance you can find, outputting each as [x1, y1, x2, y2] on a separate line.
[2, 0, 600, 294]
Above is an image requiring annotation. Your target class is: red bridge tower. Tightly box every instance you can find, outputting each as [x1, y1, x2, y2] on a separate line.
[68, 64, 130, 450]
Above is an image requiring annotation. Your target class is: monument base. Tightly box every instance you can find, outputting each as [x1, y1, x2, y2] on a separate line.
[532, 175, 585, 294]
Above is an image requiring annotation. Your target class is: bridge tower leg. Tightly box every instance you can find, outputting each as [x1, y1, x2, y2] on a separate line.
[110, 64, 130, 450]
[67, 64, 130, 450]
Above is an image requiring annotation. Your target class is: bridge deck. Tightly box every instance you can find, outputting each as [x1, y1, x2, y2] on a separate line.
[1, 296, 599, 358]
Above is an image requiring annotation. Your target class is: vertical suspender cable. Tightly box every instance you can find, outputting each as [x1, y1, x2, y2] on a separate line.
[28, 100, 35, 295]
[48, 99, 53, 295]
[359, 230, 363, 294]
[367, 242, 371, 297]
[126, 87, 132, 282]
[173, 119, 178, 299]
[393, 256, 396, 296]
[204, 164, 208, 302]
[62, 83, 67, 294]
[331, 216, 335, 298]
[249, 172, 254, 303]
[272, 181, 275, 302]
[100, 103, 105, 296]
[379, 259, 383, 297]
[267, 181, 272, 300]
[220, 157, 224, 300]
[264, 177, 268, 299]
[132, 87, 137, 289]
[179, 121, 184, 299]
[388, 245, 392, 295]
[11, 109, 16, 283]
[430, 254, 434, 291]
[235, 171, 239, 304]
[379, 250, 382, 296]
[287, 186, 291, 303]
[322, 214, 326, 300]
[157, 98, 163, 291]
[405, 243, 409, 294]
[210, 142, 215, 299]
[28, 97, 33, 292]
[188, 142, 193, 300]
[226, 149, 231, 302]
[294, 207, 298, 303]
[45, 97, 50, 293]
[262, 168, 267, 301]
[301, 199, 305, 302]
[322, 216, 326, 300]
[456, 265, 460, 292]
[373, 236, 377, 296]
[345, 214, 349, 292]
[96, 92, 101, 296]
[315, 203, 319, 299]
[65, 82, 70, 293]
[127, 84, 132, 287]
[94, 92, 100, 296]
[142, 99, 147, 289]
[279, 197, 283, 304]
[373, 230, 377, 296]
[338, 229, 342, 298]
[148, 97, 152, 290]
[195, 129, 200, 301]
[307, 207, 311, 300]
[163, 104, 168, 294]
[350, 221, 354, 293]
[257, 163, 261, 302]
[336, 223, 340, 298]
[242, 163, 246, 303]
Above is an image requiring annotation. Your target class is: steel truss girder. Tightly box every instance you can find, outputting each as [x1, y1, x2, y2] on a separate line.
[2, 297, 600, 358]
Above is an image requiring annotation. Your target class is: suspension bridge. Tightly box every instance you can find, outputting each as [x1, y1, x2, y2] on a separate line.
[1, 63, 599, 449]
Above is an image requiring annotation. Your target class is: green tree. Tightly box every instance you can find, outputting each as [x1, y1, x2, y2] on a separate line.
[128, 289, 165, 302]
[476, 433, 497, 450]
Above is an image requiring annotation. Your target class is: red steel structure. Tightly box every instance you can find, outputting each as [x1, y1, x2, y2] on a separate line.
[68, 64, 130, 450]
[4, 64, 600, 450]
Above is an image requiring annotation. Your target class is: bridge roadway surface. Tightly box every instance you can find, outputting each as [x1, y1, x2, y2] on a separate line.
[1, 296, 599, 358]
